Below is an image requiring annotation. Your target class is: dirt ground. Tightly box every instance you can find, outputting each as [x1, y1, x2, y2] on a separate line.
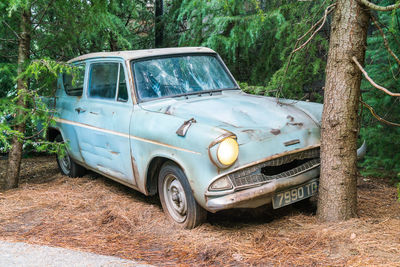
[0, 156, 399, 266]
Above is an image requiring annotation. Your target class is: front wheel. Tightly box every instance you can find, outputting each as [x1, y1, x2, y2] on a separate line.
[55, 135, 86, 177]
[158, 162, 206, 229]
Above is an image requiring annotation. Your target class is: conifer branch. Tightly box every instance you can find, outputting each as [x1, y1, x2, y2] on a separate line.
[2, 21, 21, 40]
[32, 0, 55, 31]
[357, 0, 400, 12]
[361, 100, 400, 127]
[291, 3, 335, 54]
[371, 15, 400, 67]
[0, 38, 17, 43]
[353, 56, 400, 97]
[284, 3, 335, 76]
[277, 3, 335, 98]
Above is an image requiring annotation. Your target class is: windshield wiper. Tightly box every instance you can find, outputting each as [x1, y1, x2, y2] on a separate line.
[171, 88, 239, 98]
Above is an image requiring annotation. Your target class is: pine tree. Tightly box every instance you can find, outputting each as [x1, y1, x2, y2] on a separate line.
[165, 0, 329, 100]
[360, 5, 400, 176]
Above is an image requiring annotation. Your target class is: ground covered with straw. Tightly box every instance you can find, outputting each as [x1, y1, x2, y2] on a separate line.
[0, 155, 399, 266]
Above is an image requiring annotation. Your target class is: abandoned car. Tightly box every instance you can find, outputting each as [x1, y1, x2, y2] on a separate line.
[49, 47, 328, 228]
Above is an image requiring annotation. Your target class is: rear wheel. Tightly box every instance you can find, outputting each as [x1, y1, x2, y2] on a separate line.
[158, 162, 206, 229]
[55, 134, 86, 177]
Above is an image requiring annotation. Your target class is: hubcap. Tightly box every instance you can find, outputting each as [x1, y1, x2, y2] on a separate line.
[163, 174, 187, 223]
[58, 153, 71, 175]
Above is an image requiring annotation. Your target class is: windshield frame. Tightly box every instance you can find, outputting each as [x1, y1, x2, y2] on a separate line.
[131, 52, 240, 103]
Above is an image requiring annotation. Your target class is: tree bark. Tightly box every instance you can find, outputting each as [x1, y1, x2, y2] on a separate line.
[1, 7, 31, 191]
[317, 0, 369, 221]
[155, 0, 164, 48]
[109, 32, 118, 51]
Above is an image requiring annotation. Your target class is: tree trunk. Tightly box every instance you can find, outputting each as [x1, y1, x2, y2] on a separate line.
[1, 7, 31, 191]
[155, 0, 164, 48]
[109, 32, 118, 51]
[317, 0, 369, 221]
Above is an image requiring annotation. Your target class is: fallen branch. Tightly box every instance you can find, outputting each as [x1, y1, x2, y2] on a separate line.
[371, 15, 400, 67]
[352, 56, 400, 97]
[357, 0, 400, 12]
[361, 100, 400, 127]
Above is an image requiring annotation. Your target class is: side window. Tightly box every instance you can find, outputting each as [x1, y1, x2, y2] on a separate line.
[89, 63, 119, 99]
[63, 65, 85, 96]
[117, 64, 128, 102]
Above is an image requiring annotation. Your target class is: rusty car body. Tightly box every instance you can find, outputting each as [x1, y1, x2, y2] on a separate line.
[49, 47, 328, 228]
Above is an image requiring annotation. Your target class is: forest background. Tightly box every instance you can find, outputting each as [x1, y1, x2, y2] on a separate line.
[0, 0, 399, 181]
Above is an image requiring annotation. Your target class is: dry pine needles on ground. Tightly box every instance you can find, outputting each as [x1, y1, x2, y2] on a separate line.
[0, 156, 399, 266]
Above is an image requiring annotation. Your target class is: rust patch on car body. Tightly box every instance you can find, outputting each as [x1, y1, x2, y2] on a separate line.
[131, 156, 140, 187]
[270, 129, 281, 135]
[287, 115, 294, 122]
[287, 122, 304, 127]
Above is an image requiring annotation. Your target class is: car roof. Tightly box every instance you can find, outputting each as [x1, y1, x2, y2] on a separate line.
[67, 47, 216, 63]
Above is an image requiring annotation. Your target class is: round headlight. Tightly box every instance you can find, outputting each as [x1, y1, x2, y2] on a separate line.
[217, 137, 239, 166]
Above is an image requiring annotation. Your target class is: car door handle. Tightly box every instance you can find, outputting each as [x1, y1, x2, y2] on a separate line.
[75, 107, 86, 114]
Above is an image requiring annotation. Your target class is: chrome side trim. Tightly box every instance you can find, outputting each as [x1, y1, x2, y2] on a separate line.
[55, 118, 201, 155]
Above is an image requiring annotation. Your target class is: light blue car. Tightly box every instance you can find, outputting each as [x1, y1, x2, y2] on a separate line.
[49, 47, 326, 228]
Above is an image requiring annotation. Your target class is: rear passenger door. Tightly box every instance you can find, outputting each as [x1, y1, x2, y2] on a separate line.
[56, 63, 86, 163]
[75, 60, 136, 185]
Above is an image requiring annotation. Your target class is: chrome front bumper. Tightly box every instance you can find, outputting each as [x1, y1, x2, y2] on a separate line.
[206, 166, 320, 212]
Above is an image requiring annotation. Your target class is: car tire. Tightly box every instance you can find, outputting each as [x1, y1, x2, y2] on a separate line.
[158, 162, 206, 229]
[55, 134, 86, 178]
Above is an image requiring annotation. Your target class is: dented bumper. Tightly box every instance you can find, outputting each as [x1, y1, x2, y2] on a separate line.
[206, 166, 320, 212]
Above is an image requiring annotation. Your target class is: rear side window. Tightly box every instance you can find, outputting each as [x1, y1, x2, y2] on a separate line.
[63, 65, 85, 96]
[89, 63, 119, 99]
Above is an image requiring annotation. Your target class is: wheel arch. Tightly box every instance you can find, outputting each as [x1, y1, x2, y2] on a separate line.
[47, 127, 62, 141]
[145, 156, 186, 196]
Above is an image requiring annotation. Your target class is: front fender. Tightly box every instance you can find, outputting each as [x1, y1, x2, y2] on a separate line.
[130, 106, 230, 208]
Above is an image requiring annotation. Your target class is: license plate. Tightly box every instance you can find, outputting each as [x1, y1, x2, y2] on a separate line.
[272, 179, 318, 209]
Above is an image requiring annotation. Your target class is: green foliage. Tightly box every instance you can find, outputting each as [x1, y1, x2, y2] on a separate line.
[165, 0, 329, 101]
[360, 5, 400, 180]
[1, 0, 155, 62]
[0, 0, 156, 163]
[239, 82, 273, 96]
[0, 63, 17, 98]
[0, 60, 72, 155]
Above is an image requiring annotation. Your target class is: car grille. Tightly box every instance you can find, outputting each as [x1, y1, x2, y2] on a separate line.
[228, 148, 320, 188]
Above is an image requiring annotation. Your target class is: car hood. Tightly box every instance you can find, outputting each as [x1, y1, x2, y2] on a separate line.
[139, 90, 322, 145]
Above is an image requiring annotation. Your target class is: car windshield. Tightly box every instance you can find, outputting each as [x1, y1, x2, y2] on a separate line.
[132, 54, 237, 101]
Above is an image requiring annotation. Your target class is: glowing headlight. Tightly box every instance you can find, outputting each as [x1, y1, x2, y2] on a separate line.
[217, 137, 239, 166]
